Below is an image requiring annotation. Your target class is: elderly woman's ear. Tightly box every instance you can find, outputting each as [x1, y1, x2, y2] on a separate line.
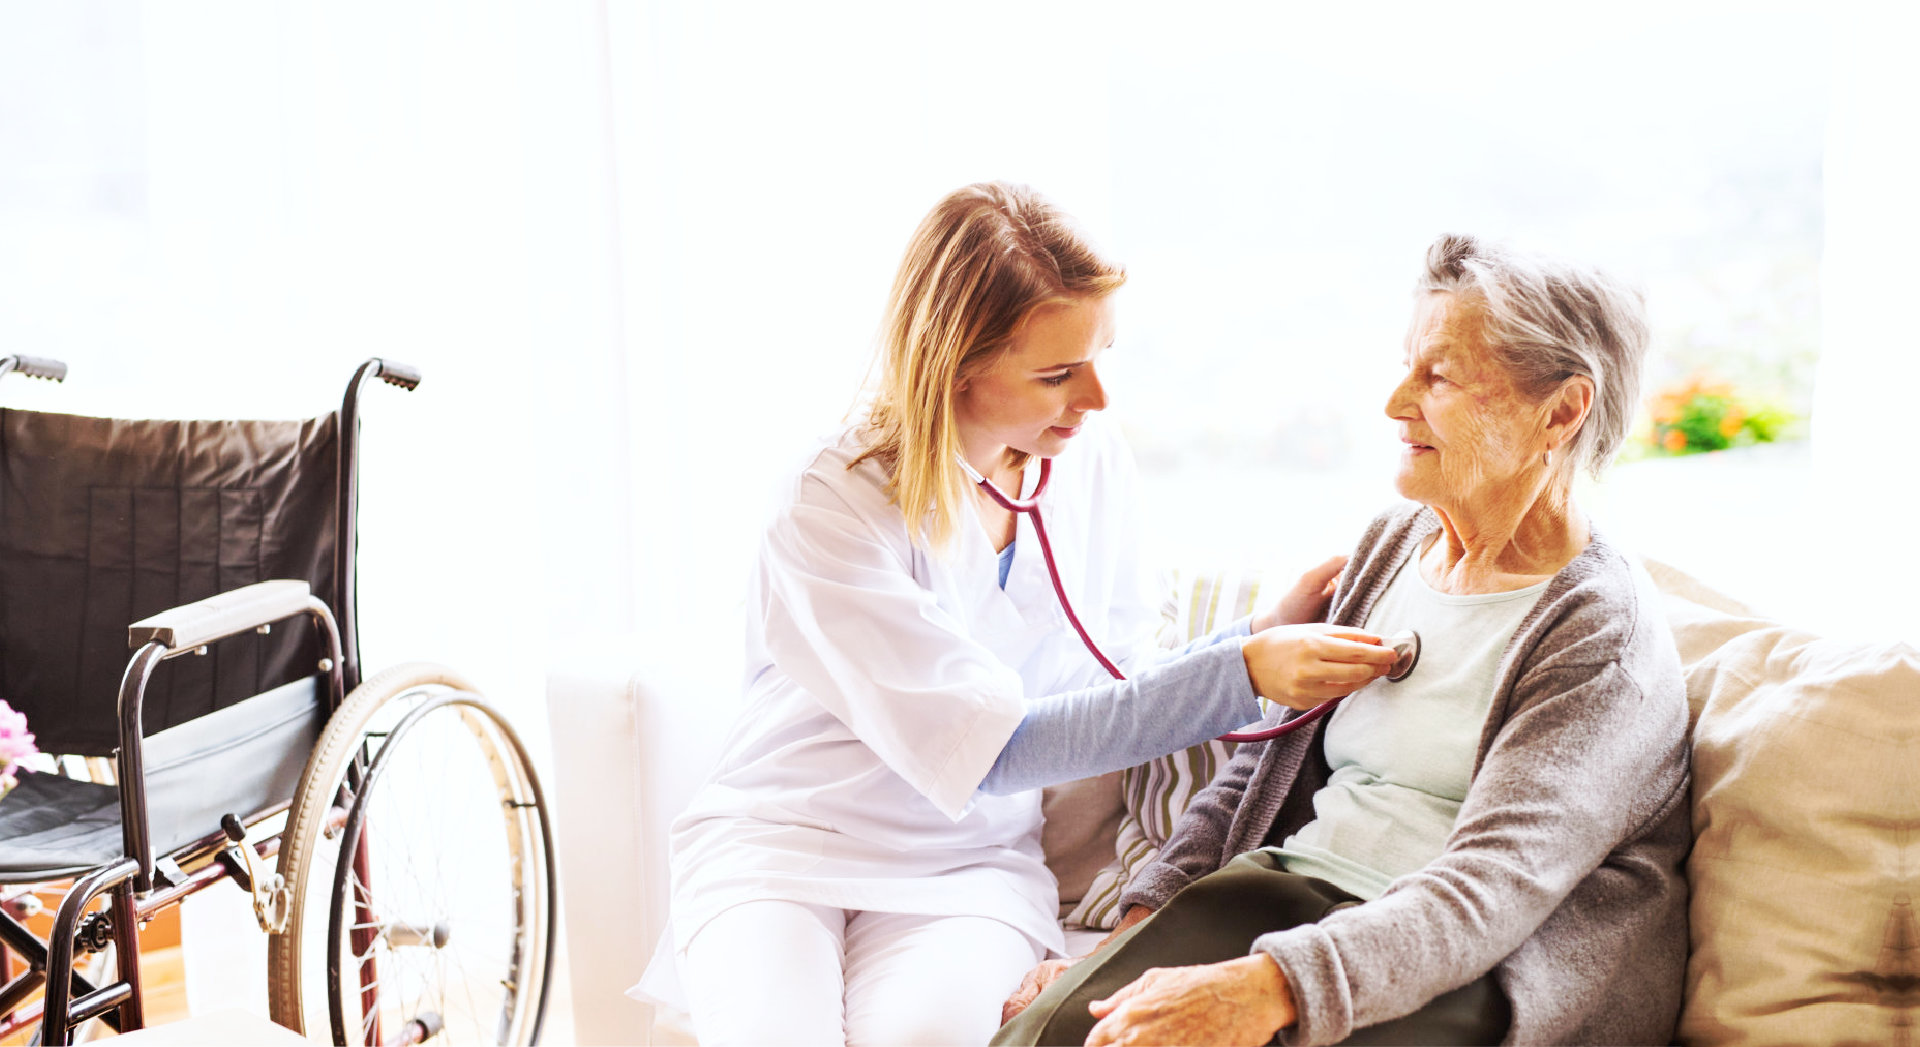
[1542, 376, 1596, 464]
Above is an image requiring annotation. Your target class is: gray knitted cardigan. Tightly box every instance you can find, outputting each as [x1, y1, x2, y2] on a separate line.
[1117, 503, 1691, 1046]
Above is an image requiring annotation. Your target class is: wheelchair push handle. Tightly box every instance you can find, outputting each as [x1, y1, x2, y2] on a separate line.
[373, 358, 421, 391]
[0, 355, 68, 382]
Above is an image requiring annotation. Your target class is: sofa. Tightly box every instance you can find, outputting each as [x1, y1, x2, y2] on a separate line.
[544, 559, 1919, 1045]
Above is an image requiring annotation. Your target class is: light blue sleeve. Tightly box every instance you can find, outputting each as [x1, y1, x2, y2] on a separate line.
[977, 634, 1259, 795]
[1163, 615, 1255, 659]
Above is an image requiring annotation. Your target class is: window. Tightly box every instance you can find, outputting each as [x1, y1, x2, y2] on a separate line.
[604, 3, 1834, 643]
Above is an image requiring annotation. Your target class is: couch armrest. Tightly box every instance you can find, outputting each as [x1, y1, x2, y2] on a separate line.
[545, 658, 735, 1046]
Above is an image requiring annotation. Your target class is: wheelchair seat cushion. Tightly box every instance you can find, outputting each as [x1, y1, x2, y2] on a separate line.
[0, 770, 125, 880]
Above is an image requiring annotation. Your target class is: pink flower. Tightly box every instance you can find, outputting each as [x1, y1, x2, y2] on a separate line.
[0, 699, 37, 789]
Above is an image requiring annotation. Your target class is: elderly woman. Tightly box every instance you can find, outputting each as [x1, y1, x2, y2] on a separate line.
[997, 234, 1690, 1046]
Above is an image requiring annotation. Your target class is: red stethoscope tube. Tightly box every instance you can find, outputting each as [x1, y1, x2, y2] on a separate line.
[975, 458, 1125, 680]
[973, 459, 1419, 744]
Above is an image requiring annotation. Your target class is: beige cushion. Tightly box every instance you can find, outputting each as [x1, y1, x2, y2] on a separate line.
[1063, 568, 1263, 930]
[1041, 770, 1125, 913]
[1647, 561, 1920, 1045]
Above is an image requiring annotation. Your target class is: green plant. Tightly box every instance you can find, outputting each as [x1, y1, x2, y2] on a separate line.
[1645, 374, 1796, 456]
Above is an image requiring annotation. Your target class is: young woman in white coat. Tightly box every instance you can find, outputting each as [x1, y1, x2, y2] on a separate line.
[640, 182, 1399, 1046]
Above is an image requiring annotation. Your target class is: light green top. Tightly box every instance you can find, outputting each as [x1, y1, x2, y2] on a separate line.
[1273, 549, 1549, 900]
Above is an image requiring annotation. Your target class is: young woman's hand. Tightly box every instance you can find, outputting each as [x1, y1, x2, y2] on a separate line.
[1242, 623, 1397, 708]
[1251, 555, 1346, 632]
[1084, 954, 1295, 1046]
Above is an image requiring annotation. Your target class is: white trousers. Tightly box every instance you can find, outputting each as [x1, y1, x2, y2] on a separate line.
[681, 899, 1043, 1047]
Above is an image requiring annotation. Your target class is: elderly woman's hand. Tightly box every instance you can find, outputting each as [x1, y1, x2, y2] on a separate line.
[1005, 904, 1156, 1023]
[1084, 954, 1295, 1046]
[1003, 957, 1078, 1024]
[1251, 555, 1347, 632]
[1242, 623, 1398, 709]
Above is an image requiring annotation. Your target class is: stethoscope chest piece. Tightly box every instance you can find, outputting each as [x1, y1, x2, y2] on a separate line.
[1385, 630, 1421, 682]
[1215, 627, 1423, 746]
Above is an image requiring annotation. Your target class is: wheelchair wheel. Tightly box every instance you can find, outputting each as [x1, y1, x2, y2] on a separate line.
[268, 663, 556, 1045]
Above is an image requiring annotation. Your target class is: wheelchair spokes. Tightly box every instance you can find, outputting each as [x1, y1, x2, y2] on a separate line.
[270, 665, 554, 1046]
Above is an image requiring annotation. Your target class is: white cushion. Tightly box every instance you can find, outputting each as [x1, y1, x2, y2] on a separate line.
[111, 1009, 308, 1046]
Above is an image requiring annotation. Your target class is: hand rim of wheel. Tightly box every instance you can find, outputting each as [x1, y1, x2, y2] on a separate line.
[266, 661, 557, 1047]
[324, 691, 555, 1047]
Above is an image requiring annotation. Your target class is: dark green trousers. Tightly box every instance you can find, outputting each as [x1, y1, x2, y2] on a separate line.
[994, 851, 1508, 1046]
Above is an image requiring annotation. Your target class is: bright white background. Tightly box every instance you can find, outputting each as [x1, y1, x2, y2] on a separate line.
[3, 0, 1917, 1033]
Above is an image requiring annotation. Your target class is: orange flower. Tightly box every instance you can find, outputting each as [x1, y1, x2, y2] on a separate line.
[1662, 428, 1689, 453]
[1686, 372, 1733, 400]
[1719, 411, 1745, 440]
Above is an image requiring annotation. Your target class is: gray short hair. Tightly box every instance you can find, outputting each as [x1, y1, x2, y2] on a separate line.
[1416, 234, 1650, 479]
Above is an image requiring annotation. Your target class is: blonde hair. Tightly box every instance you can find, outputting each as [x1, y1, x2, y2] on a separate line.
[855, 182, 1125, 549]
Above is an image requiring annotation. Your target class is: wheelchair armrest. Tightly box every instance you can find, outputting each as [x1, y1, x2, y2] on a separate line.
[128, 579, 316, 651]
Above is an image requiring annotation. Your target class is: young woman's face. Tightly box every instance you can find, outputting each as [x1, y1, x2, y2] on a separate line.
[953, 295, 1116, 471]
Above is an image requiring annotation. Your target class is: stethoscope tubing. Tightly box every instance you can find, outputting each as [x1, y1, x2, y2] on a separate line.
[972, 456, 1337, 744]
[973, 457, 1125, 680]
[1217, 697, 1342, 743]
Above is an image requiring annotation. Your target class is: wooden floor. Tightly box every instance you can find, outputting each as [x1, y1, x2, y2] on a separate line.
[132, 945, 191, 1033]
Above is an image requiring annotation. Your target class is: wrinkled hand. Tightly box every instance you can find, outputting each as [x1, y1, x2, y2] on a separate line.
[1252, 555, 1347, 633]
[1242, 623, 1397, 709]
[1104, 904, 1152, 946]
[1006, 907, 1157, 1024]
[1084, 955, 1295, 1046]
[1004, 957, 1078, 1024]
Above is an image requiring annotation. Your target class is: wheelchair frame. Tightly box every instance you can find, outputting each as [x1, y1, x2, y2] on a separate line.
[0, 356, 543, 1045]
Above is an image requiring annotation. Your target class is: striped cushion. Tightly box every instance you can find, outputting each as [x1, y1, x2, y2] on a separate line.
[1063, 567, 1265, 930]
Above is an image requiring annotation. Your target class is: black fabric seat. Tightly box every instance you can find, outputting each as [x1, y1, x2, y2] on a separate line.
[0, 409, 339, 757]
[0, 772, 123, 881]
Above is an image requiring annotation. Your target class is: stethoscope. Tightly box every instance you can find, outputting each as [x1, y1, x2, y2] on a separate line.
[967, 455, 1420, 744]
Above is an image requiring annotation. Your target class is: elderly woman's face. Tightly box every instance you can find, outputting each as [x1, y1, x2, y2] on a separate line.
[1385, 293, 1546, 511]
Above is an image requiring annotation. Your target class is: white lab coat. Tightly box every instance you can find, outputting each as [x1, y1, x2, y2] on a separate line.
[664, 415, 1164, 961]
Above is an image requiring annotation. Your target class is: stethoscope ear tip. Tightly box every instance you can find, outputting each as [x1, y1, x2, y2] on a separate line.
[1386, 629, 1421, 682]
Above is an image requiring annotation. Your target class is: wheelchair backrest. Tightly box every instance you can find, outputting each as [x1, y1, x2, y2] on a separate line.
[0, 409, 341, 756]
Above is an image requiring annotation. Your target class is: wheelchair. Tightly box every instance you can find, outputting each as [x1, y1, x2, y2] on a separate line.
[0, 356, 557, 1045]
